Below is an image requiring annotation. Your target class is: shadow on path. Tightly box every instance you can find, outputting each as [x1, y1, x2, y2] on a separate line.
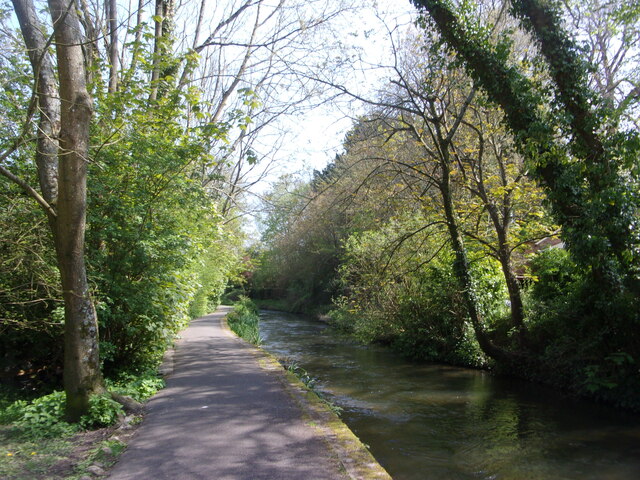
[107, 307, 348, 480]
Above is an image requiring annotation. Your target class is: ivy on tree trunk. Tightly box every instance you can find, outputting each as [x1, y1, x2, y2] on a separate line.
[411, 0, 639, 295]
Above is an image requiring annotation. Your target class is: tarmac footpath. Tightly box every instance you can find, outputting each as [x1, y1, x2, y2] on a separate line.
[107, 306, 389, 480]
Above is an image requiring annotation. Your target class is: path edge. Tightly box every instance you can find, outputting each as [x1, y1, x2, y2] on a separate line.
[220, 310, 392, 480]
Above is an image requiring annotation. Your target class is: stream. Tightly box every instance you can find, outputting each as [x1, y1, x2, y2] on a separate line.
[258, 310, 640, 480]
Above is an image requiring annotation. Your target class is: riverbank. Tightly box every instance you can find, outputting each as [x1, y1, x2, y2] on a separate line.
[253, 298, 333, 320]
[258, 309, 640, 480]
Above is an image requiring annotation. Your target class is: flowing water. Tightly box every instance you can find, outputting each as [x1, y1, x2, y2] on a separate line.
[258, 310, 640, 480]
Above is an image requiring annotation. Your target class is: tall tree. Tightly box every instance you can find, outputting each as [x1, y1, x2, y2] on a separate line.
[8, 0, 104, 421]
[410, 0, 640, 295]
[106, 0, 119, 93]
[9, 0, 59, 213]
[309, 23, 548, 360]
[48, 0, 103, 421]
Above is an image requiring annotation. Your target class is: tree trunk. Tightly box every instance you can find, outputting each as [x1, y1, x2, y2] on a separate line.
[439, 148, 519, 366]
[149, 0, 164, 102]
[509, 0, 633, 286]
[498, 245, 526, 339]
[47, 0, 104, 422]
[107, 0, 119, 93]
[11, 0, 60, 213]
[486, 204, 527, 345]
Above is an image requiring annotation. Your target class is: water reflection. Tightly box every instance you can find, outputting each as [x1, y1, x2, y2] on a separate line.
[259, 310, 640, 480]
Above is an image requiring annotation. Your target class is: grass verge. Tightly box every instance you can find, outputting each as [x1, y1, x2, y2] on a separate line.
[226, 296, 261, 345]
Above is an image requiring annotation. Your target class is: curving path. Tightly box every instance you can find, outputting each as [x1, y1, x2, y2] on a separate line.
[107, 306, 348, 480]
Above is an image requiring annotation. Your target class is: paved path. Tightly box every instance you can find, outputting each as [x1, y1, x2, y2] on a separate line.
[107, 307, 348, 480]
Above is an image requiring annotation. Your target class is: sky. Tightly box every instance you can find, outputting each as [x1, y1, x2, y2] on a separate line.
[240, 0, 417, 239]
[248, 0, 417, 192]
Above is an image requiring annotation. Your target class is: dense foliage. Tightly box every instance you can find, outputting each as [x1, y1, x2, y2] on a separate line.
[226, 297, 261, 345]
[0, 369, 163, 437]
[0, 1, 248, 405]
[1, 0, 639, 432]
[252, 0, 640, 411]
[87, 76, 245, 374]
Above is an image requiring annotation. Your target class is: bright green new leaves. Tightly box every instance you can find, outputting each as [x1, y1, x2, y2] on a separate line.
[88, 88, 241, 373]
[1, 6, 248, 383]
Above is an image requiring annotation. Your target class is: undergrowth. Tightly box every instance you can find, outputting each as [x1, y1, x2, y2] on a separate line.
[226, 296, 261, 345]
[0, 369, 165, 479]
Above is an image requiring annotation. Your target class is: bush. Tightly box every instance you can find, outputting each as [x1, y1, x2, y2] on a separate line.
[523, 248, 640, 410]
[226, 296, 261, 344]
[528, 248, 581, 304]
[332, 219, 491, 368]
[0, 369, 167, 438]
[87, 120, 245, 375]
[331, 258, 487, 367]
[1, 391, 76, 438]
[391, 263, 487, 367]
[80, 395, 124, 429]
[237, 295, 259, 315]
[0, 390, 127, 436]
[106, 369, 165, 402]
[327, 307, 356, 334]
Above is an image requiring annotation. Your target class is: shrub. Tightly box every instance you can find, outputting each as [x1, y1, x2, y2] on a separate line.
[389, 263, 487, 367]
[0, 368, 166, 438]
[333, 221, 490, 368]
[1, 391, 76, 438]
[80, 395, 124, 429]
[106, 369, 165, 402]
[523, 248, 640, 410]
[528, 248, 581, 304]
[1, 390, 128, 437]
[226, 296, 261, 344]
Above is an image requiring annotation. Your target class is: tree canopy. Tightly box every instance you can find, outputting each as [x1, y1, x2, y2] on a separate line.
[1, 0, 639, 418]
[252, 0, 640, 411]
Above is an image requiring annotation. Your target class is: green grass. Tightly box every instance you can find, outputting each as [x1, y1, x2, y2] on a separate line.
[0, 424, 129, 480]
[0, 426, 74, 479]
[226, 296, 262, 345]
